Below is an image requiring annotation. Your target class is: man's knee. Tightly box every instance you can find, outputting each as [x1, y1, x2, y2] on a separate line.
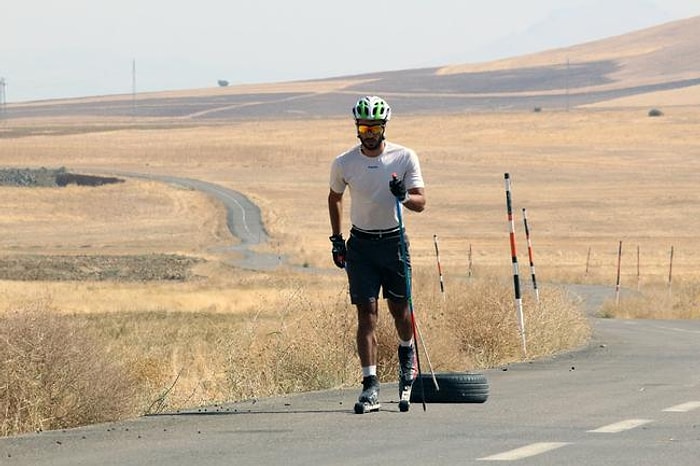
[387, 298, 409, 315]
[356, 301, 378, 326]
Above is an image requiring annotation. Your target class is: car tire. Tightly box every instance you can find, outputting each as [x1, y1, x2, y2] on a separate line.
[410, 372, 489, 403]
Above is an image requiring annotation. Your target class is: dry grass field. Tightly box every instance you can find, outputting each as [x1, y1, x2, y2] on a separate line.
[1, 105, 698, 428]
[4, 106, 699, 283]
[1, 16, 699, 434]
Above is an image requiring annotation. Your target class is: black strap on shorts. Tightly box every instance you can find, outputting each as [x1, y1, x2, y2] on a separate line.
[350, 226, 402, 240]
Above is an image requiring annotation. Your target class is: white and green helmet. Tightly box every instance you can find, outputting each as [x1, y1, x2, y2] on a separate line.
[352, 95, 392, 121]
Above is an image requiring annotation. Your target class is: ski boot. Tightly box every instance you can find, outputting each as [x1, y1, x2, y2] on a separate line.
[354, 375, 381, 414]
[398, 344, 416, 412]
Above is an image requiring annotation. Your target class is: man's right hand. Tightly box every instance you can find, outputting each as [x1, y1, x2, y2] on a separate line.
[329, 234, 346, 269]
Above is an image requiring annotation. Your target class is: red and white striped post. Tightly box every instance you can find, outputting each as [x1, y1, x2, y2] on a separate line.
[504, 173, 526, 357]
[433, 234, 445, 301]
[522, 208, 540, 305]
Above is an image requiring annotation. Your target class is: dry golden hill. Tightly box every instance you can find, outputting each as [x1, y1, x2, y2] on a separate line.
[440, 15, 700, 90]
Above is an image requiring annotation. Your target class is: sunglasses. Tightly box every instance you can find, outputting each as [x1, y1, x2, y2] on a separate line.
[357, 124, 385, 136]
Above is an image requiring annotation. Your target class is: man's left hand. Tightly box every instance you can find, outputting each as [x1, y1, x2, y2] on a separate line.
[389, 177, 409, 203]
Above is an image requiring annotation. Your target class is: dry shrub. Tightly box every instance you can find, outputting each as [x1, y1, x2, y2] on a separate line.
[0, 302, 140, 436]
[1, 272, 593, 435]
[408, 269, 591, 369]
[222, 286, 358, 399]
[520, 286, 592, 358]
[220, 269, 592, 393]
[76, 309, 252, 414]
[424, 278, 522, 368]
[219, 271, 592, 395]
[600, 279, 700, 319]
[670, 280, 700, 318]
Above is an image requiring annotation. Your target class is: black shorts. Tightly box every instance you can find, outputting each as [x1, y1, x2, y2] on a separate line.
[345, 231, 411, 305]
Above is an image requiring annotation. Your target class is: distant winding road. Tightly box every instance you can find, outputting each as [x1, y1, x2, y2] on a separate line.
[106, 172, 285, 271]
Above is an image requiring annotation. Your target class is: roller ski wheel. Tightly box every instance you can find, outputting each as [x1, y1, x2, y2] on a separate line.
[398, 382, 413, 412]
[354, 400, 381, 414]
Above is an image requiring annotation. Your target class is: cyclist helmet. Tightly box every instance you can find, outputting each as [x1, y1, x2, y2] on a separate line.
[352, 96, 391, 122]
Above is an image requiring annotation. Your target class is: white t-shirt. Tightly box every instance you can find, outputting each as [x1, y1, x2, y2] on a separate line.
[329, 141, 425, 231]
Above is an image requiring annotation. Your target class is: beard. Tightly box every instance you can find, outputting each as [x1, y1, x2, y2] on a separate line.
[360, 136, 382, 151]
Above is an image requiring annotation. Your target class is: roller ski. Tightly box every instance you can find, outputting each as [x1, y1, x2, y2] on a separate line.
[354, 375, 380, 414]
[398, 344, 417, 412]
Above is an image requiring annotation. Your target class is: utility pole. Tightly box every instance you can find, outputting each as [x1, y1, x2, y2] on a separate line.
[565, 57, 570, 112]
[0, 77, 6, 118]
[131, 59, 136, 117]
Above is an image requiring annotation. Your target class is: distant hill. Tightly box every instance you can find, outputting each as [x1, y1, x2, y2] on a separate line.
[440, 15, 699, 91]
[459, 0, 681, 65]
[5, 16, 699, 121]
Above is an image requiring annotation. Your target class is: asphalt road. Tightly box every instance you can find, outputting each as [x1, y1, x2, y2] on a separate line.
[2, 179, 698, 465]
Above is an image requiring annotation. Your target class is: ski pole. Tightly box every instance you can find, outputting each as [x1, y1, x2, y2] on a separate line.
[392, 174, 437, 410]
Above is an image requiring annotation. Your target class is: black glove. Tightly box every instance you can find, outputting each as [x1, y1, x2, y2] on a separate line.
[329, 234, 346, 269]
[389, 176, 409, 203]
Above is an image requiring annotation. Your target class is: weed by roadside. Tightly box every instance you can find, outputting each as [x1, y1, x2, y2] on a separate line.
[1, 270, 591, 436]
[599, 279, 700, 319]
[0, 301, 140, 436]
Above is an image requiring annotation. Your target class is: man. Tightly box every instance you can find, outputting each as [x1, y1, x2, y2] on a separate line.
[328, 95, 426, 413]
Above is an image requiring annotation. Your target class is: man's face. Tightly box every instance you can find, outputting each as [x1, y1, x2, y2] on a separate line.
[356, 119, 385, 150]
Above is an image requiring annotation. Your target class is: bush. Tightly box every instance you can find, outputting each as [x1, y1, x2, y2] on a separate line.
[219, 273, 591, 395]
[222, 287, 358, 399]
[0, 274, 592, 434]
[0, 303, 140, 436]
[408, 270, 591, 370]
[648, 108, 663, 117]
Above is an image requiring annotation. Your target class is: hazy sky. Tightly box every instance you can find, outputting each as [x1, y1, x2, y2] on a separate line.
[2, 0, 699, 102]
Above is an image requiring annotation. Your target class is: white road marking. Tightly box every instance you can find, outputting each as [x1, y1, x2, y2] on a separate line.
[652, 325, 700, 334]
[477, 442, 570, 461]
[663, 401, 700, 412]
[587, 419, 653, 433]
